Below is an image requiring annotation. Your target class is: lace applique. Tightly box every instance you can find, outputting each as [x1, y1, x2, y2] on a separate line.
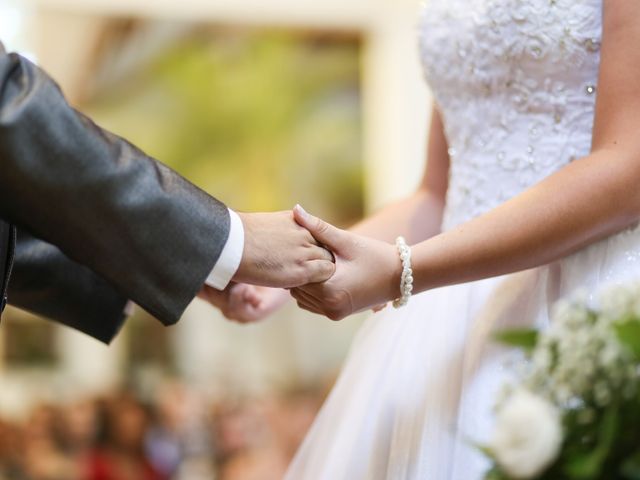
[419, 0, 602, 230]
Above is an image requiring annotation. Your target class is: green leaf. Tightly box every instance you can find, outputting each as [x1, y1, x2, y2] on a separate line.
[484, 467, 509, 480]
[614, 320, 640, 359]
[564, 406, 619, 479]
[621, 449, 640, 479]
[476, 443, 496, 460]
[494, 329, 539, 352]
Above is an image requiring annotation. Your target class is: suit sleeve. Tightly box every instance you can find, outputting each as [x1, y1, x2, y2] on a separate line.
[0, 47, 231, 327]
[8, 229, 129, 343]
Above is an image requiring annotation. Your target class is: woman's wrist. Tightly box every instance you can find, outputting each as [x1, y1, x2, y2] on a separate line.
[384, 243, 406, 304]
[392, 237, 414, 308]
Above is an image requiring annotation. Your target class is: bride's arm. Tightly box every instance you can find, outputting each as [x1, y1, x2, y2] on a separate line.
[349, 107, 449, 244]
[290, 1, 640, 319]
[412, 1, 640, 291]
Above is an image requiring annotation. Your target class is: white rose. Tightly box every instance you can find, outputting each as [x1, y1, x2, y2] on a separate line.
[491, 389, 563, 479]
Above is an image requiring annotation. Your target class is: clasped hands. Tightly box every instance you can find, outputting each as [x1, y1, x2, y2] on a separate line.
[199, 205, 403, 323]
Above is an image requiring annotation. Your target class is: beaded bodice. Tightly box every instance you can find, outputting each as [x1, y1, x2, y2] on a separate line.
[419, 0, 602, 230]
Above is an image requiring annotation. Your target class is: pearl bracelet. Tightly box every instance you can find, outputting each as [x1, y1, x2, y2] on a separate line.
[392, 236, 413, 309]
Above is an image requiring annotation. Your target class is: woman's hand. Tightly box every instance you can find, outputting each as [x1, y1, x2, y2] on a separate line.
[289, 206, 402, 321]
[199, 284, 290, 324]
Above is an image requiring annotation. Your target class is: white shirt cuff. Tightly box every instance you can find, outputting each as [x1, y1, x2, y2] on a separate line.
[205, 209, 245, 290]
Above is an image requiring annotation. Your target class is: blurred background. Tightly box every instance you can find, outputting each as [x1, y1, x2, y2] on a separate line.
[0, 0, 430, 478]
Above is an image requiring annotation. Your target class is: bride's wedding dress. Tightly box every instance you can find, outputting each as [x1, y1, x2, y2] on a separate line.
[286, 1, 638, 478]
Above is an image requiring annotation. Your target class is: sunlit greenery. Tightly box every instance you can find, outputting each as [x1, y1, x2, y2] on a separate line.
[84, 28, 364, 225]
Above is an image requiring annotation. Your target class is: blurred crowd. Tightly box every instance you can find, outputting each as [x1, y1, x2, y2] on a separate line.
[0, 381, 326, 480]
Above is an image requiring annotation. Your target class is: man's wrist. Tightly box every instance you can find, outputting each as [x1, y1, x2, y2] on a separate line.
[205, 209, 245, 290]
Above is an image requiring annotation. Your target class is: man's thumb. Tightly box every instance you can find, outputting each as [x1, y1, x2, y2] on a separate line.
[293, 205, 344, 250]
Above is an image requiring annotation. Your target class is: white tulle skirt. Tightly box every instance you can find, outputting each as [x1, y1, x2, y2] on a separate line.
[285, 224, 640, 480]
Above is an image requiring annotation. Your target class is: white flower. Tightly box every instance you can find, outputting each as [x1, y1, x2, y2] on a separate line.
[517, 283, 640, 406]
[492, 389, 563, 479]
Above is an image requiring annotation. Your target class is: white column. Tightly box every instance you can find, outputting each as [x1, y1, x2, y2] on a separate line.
[0, 1, 24, 48]
[56, 327, 125, 393]
[174, 300, 285, 397]
[362, 5, 432, 210]
[173, 302, 225, 386]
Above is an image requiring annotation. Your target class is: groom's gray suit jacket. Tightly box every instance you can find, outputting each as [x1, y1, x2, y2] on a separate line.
[0, 43, 231, 343]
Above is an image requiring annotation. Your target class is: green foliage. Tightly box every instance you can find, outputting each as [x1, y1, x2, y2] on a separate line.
[615, 319, 640, 360]
[487, 320, 640, 480]
[621, 450, 640, 480]
[482, 281, 640, 480]
[564, 406, 619, 480]
[83, 29, 364, 225]
[494, 328, 539, 352]
[485, 467, 509, 480]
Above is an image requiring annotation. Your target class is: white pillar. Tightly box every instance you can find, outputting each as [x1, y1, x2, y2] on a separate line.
[362, 5, 432, 210]
[0, 0, 30, 51]
[56, 326, 125, 393]
[173, 302, 226, 386]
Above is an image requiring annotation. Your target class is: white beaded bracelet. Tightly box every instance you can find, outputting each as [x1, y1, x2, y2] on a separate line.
[392, 236, 413, 309]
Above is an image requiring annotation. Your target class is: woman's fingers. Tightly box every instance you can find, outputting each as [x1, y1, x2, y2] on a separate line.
[290, 288, 325, 314]
[294, 205, 346, 254]
[304, 259, 336, 284]
[295, 301, 323, 315]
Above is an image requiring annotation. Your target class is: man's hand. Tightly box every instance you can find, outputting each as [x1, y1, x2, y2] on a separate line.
[234, 210, 335, 288]
[289, 206, 402, 321]
[199, 284, 290, 324]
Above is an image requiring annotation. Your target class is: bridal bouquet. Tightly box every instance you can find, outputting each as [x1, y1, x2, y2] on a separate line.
[482, 282, 640, 480]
